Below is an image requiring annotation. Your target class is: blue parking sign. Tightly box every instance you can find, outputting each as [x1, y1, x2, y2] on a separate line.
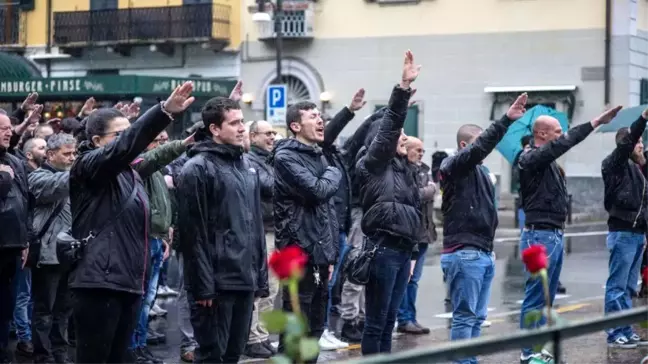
[266, 84, 287, 125]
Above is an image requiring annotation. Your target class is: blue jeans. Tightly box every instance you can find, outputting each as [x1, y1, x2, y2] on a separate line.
[604, 231, 645, 342]
[132, 238, 164, 349]
[327, 232, 351, 327]
[518, 208, 525, 233]
[361, 240, 411, 355]
[519, 229, 564, 357]
[13, 263, 32, 342]
[441, 249, 495, 364]
[397, 243, 428, 324]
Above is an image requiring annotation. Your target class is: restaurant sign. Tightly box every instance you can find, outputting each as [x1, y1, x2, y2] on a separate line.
[0, 76, 236, 98]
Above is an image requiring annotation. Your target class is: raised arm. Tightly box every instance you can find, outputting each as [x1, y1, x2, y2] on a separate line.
[602, 111, 647, 173]
[131, 140, 188, 179]
[275, 150, 341, 202]
[177, 159, 216, 301]
[73, 82, 195, 184]
[321, 88, 366, 147]
[520, 106, 622, 171]
[364, 50, 419, 174]
[441, 94, 527, 178]
[28, 170, 70, 204]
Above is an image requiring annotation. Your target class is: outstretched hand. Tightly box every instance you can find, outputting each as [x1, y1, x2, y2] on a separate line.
[506, 93, 528, 120]
[349, 88, 367, 112]
[592, 105, 622, 128]
[21, 93, 38, 112]
[229, 80, 243, 102]
[164, 81, 195, 114]
[401, 50, 421, 89]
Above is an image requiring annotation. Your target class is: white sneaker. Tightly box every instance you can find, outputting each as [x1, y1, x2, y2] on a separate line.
[481, 320, 492, 328]
[149, 303, 168, 317]
[157, 285, 179, 297]
[318, 334, 339, 351]
[323, 329, 349, 349]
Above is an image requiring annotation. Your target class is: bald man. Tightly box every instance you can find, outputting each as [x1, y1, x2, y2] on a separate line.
[439, 94, 527, 364]
[517, 106, 621, 363]
[397, 137, 436, 335]
[600, 108, 648, 348]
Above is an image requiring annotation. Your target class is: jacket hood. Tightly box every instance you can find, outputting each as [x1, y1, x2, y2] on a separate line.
[268, 138, 322, 165]
[418, 162, 430, 174]
[77, 140, 94, 154]
[187, 139, 244, 159]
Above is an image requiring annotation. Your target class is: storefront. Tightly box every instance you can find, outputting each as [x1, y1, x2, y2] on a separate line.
[0, 75, 236, 137]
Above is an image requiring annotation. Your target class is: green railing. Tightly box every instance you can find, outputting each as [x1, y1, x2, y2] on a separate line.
[344, 306, 648, 363]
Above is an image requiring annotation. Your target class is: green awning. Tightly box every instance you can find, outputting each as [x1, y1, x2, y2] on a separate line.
[0, 75, 235, 98]
[0, 52, 42, 79]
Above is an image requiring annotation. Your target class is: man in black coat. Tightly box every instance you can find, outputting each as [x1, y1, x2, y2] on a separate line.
[0, 110, 33, 363]
[601, 110, 648, 348]
[517, 105, 620, 363]
[270, 100, 341, 363]
[177, 97, 269, 364]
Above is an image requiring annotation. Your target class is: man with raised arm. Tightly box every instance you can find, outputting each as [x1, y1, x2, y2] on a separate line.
[517, 105, 621, 364]
[439, 93, 528, 364]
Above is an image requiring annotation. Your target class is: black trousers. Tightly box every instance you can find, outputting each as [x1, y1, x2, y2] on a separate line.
[189, 291, 255, 364]
[31, 265, 72, 362]
[279, 264, 329, 364]
[72, 288, 140, 364]
[0, 250, 19, 360]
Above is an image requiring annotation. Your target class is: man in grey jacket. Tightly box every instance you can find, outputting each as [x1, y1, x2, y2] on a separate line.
[28, 133, 76, 364]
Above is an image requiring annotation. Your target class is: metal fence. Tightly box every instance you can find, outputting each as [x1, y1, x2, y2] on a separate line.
[344, 306, 648, 363]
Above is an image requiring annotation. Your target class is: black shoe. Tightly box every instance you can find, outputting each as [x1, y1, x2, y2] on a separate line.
[244, 343, 273, 359]
[139, 347, 164, 364]
[15, 341, 33, 357]
[557, 282, 567, 294]
[146, 328, 165, 346]
[341, 321, 362, 343]
[414, 322, 431, 334]
[397, 322, 425, 335]
[131, 348, 153, 364]
[53, 354, 73, 364]
[639, 283, 648, 298]
[262, 340, 277, 355]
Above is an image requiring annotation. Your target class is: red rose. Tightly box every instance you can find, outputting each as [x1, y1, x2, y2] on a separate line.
[642, 267, 648, 283]
[268, 246, 309, 280]
[521, 245, 548, 274]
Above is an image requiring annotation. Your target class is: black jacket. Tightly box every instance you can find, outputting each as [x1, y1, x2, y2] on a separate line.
[518, 122, 594, 229]
[248, 145, 274, 231]
[69, 104, 172, 295]
[177, 140, 269, 299]
[270, 138, 340, 266]
[321, 107, 356, 234]
[440, 115, 514, 252]
[602, 116, 648, 233]
[0, 150, 33, 250]
[356, 85, 420, 247]
[349, 108, 387, 208]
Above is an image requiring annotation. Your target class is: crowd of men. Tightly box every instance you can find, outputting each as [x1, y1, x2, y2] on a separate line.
[0, 49, 646, 364]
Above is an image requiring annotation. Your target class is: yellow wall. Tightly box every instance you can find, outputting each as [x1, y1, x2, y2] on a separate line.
[243, 0, 605, 41]
[22, 0, 90, 46]
[17, 0, 240, 49]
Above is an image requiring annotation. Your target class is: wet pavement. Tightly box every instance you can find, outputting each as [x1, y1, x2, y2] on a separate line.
[10, 221, 648, 363]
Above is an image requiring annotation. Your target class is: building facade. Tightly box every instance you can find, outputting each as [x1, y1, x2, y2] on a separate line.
[0, 0, 241, 134]
[240, 0, 648, 216]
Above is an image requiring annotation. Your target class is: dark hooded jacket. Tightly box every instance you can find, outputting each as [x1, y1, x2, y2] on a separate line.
[248, 145, 274, 231]
[177, 140, 269, 299]
[518, 122, 594, 229]
[355, 85, 420, 248]
[270, 138, 340, 266]
[0, 148, 33, 251]
[69, 104, 171, 295]
[602, 116, 648, 233]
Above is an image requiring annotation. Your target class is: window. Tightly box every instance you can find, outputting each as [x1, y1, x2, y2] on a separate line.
[90, 0, 117, 10]
[183, 0, 211, 4]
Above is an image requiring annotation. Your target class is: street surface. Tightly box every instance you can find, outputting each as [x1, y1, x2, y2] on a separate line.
[11, 222, 648, 363]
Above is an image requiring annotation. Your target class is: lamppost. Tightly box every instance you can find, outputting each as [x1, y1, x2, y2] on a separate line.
[253, 0, 283, 84]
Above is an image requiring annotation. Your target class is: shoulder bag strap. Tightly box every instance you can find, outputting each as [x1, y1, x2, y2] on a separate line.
[36, 202, 66, 240]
